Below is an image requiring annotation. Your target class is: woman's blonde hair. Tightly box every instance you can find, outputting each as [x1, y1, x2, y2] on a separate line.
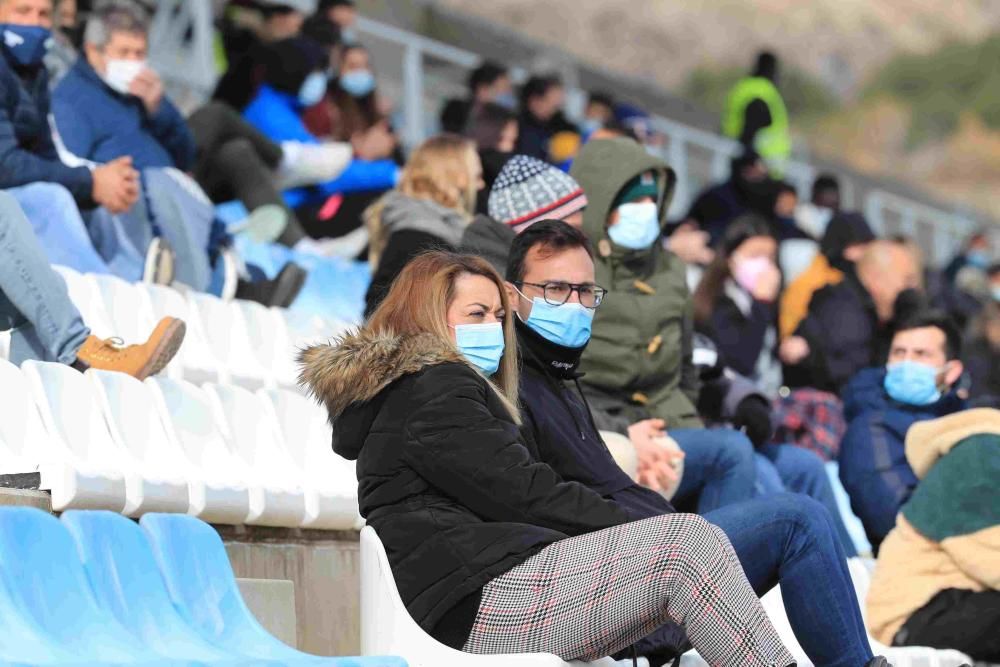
[366, 250, 520, 421]
[399, 134, 480, 216]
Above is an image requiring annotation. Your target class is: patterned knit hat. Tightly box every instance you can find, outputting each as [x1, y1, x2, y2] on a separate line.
[488, 155, 588, 232]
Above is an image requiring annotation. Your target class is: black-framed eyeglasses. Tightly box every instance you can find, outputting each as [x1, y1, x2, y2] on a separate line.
[516, 281, 607, 309]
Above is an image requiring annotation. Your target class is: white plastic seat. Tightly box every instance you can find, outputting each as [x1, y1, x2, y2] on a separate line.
[0, 360, 49, 475]
[187, 293, 271, 389]
[87, 273, 155, 349]
[360, 526, 616, 667]
[19, 361, 126, 512]
[0, 329, 10, 361]
[202, 383, 306, 527]
[260, 388, 361, 530]
[137, 283, 219, 383]
[52, 265, 114, 339]
[236, 300, 298, 388]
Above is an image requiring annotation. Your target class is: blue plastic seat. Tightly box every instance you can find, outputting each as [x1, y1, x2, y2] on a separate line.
[60, 510, 277, 666]
[139, 513, 406, 667]
[0, 507, 181, 665]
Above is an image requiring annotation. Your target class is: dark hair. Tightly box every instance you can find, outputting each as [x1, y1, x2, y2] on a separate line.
[894, 309, 962, 360]
[301, 13, 340, 48]
[692, 214, 775, 325]
[811, 173, 840, 200]
[587, 91, 615, 109]
[753, 51, 778, 80]
[987, 263, 1000, 279]
[731, 148, 763, 177]
[464, 102, 516, 151]
[506, 220, 594, 283]
[520, 74, 561, 106]
[775, 181, 797, 196]
[263, 37, 326, 94]
[468, 61, 508, 93]
[319, 0, 355, 9]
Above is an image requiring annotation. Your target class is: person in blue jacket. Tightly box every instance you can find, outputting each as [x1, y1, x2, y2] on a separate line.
[838, 310, 966, 550]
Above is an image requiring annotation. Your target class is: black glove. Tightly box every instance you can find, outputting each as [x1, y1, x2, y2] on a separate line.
[733, 396, 773, 448]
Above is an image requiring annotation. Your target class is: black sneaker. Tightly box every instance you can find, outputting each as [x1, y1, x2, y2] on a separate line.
[235, 262, 306, 308]
[865, 657, 892, 667]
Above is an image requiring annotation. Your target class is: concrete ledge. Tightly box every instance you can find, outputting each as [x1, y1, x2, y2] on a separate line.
[236, 577, 297, 648]
[0, 487, 51, 512]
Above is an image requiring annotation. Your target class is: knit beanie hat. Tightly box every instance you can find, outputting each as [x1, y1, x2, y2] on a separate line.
[488, 155, 588, 232]
[612, 170, 659, 209]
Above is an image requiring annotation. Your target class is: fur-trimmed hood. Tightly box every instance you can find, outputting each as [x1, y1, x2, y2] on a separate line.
[298, 328, 467, 459]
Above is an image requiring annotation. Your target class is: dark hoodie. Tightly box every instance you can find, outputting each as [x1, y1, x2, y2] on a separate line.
[569, 138, 701, 431]
[299, 329, 629, 647]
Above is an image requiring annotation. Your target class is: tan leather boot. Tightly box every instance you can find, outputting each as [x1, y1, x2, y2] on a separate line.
[76, 317, 186, 380]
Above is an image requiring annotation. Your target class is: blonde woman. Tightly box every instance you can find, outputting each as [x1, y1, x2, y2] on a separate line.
[363, 134, 483, 315]
[302, 251, 794, 665]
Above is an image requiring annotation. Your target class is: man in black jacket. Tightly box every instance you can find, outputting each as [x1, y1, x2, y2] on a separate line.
[506, 220, 883, 667]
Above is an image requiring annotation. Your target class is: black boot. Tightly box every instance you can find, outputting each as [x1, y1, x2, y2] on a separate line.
[235, 262, 306, 308]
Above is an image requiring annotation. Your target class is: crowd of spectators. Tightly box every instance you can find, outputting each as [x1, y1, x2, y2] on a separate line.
[1, 0, 997, 664]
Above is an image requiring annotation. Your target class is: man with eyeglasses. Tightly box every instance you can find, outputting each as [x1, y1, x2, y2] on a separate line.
[504, 220, 885, 667]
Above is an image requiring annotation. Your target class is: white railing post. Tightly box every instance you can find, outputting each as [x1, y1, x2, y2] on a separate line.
[667, 135, 689, 218]
[402, 43, 424, 151]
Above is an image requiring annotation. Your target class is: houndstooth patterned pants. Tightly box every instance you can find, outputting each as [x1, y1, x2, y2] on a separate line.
[462, 513, 795, 666]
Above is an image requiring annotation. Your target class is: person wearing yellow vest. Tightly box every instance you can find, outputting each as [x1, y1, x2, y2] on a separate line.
[723, 52, 791, 175]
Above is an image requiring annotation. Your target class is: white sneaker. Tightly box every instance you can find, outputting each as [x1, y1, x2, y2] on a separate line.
[277, 141, 353, 189]
[228, 204, 288, 244]
[293, 227, 370, 260]
[143, 237, 175, 286]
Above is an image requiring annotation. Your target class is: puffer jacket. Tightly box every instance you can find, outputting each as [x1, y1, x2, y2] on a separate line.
[867, 409, 1000, 644]
[569, 138, 701, 429]
[299, 329, 629, 646]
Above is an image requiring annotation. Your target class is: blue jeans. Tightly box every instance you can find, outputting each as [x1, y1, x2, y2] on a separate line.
[8, 182, 144, 280]
[705, 494, 873, 667]
[669, 427, 757, 514]
[0, 191, 89, 364]
[756, 443, 859, 557]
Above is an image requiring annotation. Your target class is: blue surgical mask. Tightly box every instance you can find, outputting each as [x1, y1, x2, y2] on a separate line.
[607, 201, 660, 250]
[518, 293, 594, 349]
[493, 91, 516, 110]
[580, 118, 602, 136]
[884, 361, 943, 406]
[453, 322, 504, 376]
[1, 24, 51, 67]
[339, 69, 375, 97]
[966, 250, 991, 270]
[298, 71, 328, 107]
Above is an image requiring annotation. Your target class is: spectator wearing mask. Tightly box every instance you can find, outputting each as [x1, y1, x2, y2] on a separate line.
[0, 0, 162, 282]
[318, 0, 357, 43]
[722, 50, 791, 176]
[782, 239, 922, 394]
[322, 43, 392, 148]
[462, 154, 587, 273]
[363, 135, 482, 316]
[0, 190, 185, 377]
[463, 101, 517, 215]
[684, 149, 775, 245]
[779, 211, 875, 340]
[579, 91, 614, 138]
[440, 61, 514, 135]
[570, 138, 760, 515]
[507, 220, 880, 667]
[964, 300, 1000, 407]
[515, 74, 564, 161]
[867, 408, 1000, 662]
[300, 250, 797, 665]
[796, 173, 841, 239]
[839, 311, 966, 548]
[944, 230, 992, 287]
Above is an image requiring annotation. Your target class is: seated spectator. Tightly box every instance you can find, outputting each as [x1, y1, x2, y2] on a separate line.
[782, 238, 921, 394]
[579, 91, 614, 137]
[771, 181, 810, 241]
[964, 300, 1000, 407]
[515, 73, 564, 161]
[779, 211, 875, 340]
[300, 250, 796, 665]
[944, 229, 992, 287]
[507, 220, 878, 666]
[363, 135, 481, 315]
[0, 0, 163, 282]
[318, 0, 357, 42]
[795, 172, 841, 239]
[839, 311, 966, 548]
[0, 190, 184, 377]
[440, 60, 513, 135]
[867, 408, 1000, 662]
[462, 154, 586, 273]
[684, 149, 775, 245]
[463, 102, 517, 214]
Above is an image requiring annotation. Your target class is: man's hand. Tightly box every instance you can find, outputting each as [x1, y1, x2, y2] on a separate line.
[636, 435, 685, 492]
[779, 335, 810, 365]
[92, 156, 139, 214]
[129, 67, 164, 115]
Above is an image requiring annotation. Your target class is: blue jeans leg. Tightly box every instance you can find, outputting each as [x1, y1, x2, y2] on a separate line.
[758, 444, 859, 557]
[705, 494, 873, 667]
[83, 207, 145, 281]
[669, 427, 757, 514]
[0, 191, 89, 364]
[6, 183, 113, 275]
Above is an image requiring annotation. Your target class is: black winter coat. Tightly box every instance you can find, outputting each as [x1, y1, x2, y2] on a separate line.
[300, 329, 630, 645]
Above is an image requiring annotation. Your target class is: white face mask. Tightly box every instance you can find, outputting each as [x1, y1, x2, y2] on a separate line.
[103, 58, 146, 95]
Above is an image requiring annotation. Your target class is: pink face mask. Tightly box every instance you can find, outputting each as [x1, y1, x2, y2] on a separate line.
[733, 256, 773, 293]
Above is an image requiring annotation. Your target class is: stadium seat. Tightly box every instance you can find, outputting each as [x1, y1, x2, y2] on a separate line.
[138, 282, 220, 383]
[260, 388, 361, 530]
[90, 369, 251, 524]
[23, 360, 184, 516]
[188, 292, 272, 389]
[359, 526, 618, 667]
[0, 359, 48, 476]
[203, 383, 307, 528]
[87, 273, 157, 354]
[0, 328, 9, 361]
[53, 264, 115, 339]
[237, 299, 299, 387]
[0, 507, 174, 664]
[140, 512, 407, 666]
[17, 360, 126, 512]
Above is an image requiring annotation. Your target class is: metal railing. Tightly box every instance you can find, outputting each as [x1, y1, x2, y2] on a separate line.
[357, 15, 981, 266]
